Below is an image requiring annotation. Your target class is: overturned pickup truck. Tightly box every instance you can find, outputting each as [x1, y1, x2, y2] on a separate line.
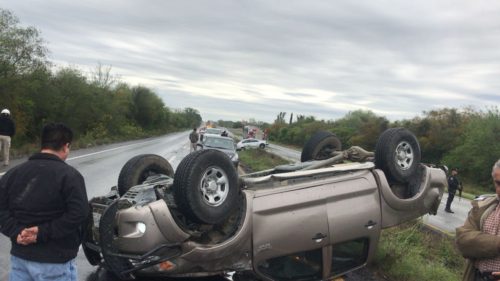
[83, 128, 446, 281]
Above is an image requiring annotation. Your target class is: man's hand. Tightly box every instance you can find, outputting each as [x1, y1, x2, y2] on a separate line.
[16, 226, 38, 245]
[491, 272, 500, 280]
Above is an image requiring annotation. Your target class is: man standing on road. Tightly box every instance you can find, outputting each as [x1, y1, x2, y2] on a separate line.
[456, 159, 500, 281]
[0, 123, 89, 281]
[189, 128, 199, 152]
[445, 168, 461, 213]
[0, 108, 15, 167]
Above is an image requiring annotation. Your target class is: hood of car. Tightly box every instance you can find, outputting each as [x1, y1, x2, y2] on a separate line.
[204, 146, 236, 158]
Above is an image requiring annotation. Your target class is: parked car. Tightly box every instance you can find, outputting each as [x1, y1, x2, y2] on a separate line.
[204, 127, 224, 136]
[83, 128, 446, 281]
[237, 138, 268, 150]
[197, 134, 239, 167]
[200, 127, 224, 142]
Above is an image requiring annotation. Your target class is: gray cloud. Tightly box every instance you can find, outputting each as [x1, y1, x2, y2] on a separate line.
[5, 0, 500, 122]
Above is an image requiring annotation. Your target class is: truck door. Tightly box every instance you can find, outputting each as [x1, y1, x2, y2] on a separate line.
[252, 184, 330, 281]
[324, 170, 382, 278]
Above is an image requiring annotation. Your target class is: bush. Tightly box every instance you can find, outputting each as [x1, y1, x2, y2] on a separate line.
[373, 221, 463, 281]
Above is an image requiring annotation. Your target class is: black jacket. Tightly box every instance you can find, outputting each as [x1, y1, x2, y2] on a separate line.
[447, 175, 460, 193]
[0, 115, 15, 137]
[0, 153, 89, 263]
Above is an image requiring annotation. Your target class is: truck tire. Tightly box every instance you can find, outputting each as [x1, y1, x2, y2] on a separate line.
[375, 128, 421, 184]
[301, 131, 342, 162]
[173, 150, 240, 224]
[81, 203, 101, 266]
[117, 154, 174, 196]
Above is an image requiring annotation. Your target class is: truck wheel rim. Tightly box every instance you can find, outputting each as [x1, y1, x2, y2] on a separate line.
[395, 141, 413, 170]
[200, 166, 229, 207]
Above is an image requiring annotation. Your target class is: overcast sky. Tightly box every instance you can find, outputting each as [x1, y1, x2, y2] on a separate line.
[4, 1, 500, 122]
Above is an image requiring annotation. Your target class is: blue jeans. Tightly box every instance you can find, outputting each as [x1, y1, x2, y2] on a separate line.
[9, 255, 77, 281]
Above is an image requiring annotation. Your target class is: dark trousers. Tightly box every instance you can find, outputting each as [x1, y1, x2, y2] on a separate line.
[445, 192, 455, 210]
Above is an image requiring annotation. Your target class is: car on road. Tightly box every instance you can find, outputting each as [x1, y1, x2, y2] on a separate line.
[236, 138, 268, 150]
[83, 128, 446, 281]
[204, 127, 224, 136]
[197, 134, 239, 167]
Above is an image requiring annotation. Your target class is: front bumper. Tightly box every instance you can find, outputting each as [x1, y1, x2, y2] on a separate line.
[83, 196, 189, 278]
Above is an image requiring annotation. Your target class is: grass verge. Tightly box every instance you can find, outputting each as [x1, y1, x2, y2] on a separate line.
[372, 221, 464, 281]
[238, 148, 290, 172]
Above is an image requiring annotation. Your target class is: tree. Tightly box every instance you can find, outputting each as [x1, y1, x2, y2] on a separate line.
[0, 9, 48, 79]
[131, 86, 166, 130]
[396, 108, 472, 163]
[0, 9, 50, 141]
[444, 108, 500, 186]
[91, 62, 117, 90]
[333, 110, 388, 149]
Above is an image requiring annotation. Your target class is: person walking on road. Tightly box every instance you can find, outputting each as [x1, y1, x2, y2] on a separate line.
[0, 108, 15, 167]
[456, 159, 500, 281]
[189, 128, 199, 152]
[0, 123, 89, 281]
[445, 167, 461, 213]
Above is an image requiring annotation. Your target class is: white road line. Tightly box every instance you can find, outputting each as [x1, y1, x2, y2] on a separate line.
[168, 156, 176, 163]
[67, 139, 159, 161]
[0, 136, 185, 177]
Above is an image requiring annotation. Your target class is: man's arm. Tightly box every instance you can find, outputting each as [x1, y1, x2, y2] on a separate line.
[456, 205, 500, 259]
[0, 174, 23, 239]
[37, 171, 89, 242]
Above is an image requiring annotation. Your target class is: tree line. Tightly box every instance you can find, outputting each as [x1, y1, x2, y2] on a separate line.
[0, 9, 201, 152]
[265, 107, 500, 188]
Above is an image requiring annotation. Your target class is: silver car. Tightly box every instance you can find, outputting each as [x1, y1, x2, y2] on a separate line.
[83, 128, 445, 281]
[236, 138, 268, 151]
[197, 134, 239, 167]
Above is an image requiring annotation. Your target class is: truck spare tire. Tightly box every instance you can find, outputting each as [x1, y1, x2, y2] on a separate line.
[375, 128, 421, 184]
[173, 149, 240, 225]
[117, 154, 174, 196]
[301, 131, 342, 162]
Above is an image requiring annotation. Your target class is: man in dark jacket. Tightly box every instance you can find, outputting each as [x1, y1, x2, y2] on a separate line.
[189, 128, 199, 152]
[0, 108, 15, 166]
[445, 167, 461, 213]
[0, 123, 89, 281]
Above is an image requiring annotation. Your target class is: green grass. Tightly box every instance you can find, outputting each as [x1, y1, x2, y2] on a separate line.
[372, 221, 463, 281]
[238, 148, 290, 172]
[462, 180, 495, 197]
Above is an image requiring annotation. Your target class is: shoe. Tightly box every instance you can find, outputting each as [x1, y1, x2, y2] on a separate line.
[444, 209, 454, 213]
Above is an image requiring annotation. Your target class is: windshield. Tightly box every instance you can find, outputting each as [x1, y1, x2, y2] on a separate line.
[205, 128, 222, 135]
[204, 137, 234, 150]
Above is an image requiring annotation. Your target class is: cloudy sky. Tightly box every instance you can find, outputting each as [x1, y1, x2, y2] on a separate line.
[4, 1, 500, 122]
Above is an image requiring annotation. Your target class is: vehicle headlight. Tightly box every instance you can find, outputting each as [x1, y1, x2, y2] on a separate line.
[229, 152, 238, 161]
[136, 222, 146, 234]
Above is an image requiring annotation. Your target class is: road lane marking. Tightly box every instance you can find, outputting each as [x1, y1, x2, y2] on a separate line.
[67, 139, 159, 161]
[168, 156, 176, 163]
[0, 134, 190, 177]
